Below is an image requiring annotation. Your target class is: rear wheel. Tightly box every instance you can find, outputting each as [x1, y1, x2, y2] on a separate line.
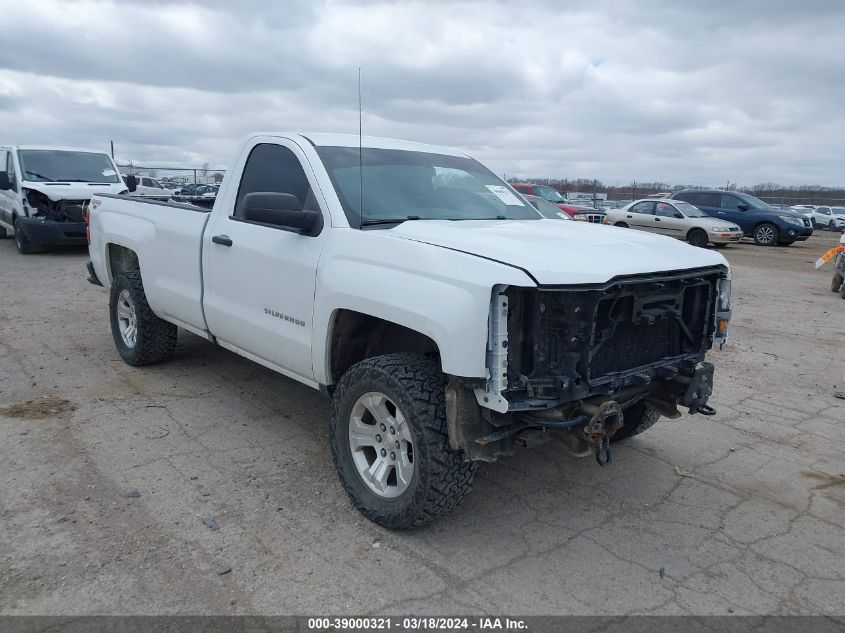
[330, 353, 476, 529]
[753, 223, 778, 246]
[611, 402, 661, 442]
[832, 272, 843, 293]
[13, 219, 38, 254]
[687, 228, 709, 247]
[109, 271, 177, 366]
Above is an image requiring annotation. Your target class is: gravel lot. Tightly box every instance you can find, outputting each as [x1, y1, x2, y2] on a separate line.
[1, 231, 843, 616]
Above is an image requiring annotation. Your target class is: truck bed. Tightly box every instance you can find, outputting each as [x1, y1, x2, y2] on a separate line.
[88, 193, 214, 335]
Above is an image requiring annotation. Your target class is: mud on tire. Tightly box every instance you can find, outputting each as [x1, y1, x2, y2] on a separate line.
[330, 353, 477, 529]
[109, 271, 177, 366]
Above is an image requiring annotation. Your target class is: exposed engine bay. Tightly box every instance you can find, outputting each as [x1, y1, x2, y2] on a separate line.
[449, 266, 731, 465]
[23, 188, 89, 222]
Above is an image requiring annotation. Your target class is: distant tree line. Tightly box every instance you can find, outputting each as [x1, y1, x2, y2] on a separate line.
[509, 177, 845, 204]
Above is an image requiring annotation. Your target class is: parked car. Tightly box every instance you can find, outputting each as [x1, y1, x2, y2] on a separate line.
[606, 199, 743, 247]
[670, 189, 813, 246]
[558, 203, 606, 224]
[87, 132, 731, 529]
[789, 205, 815, 220]
[121, 175, 175, 198]
[523, 194, 572, 219]
[0, 145, 127, 253]
[511, 183, 605, 223]
[810, 206, 845, 231]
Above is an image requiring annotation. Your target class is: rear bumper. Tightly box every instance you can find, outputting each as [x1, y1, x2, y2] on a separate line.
[18, 217, 87, 246]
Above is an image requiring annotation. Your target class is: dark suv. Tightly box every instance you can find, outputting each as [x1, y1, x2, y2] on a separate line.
[670, 189, 812, 246]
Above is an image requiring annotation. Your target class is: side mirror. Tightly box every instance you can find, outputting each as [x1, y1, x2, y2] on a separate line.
[0, 173, 10, 190]
[238, 192, 323, 236]
[674, 211, 684, 219]
[124, 175, 137, 192]
[737, 203, 749, 211]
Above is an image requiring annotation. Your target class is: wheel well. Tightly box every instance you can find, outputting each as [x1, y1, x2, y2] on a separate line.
[108, 244, 140, 281]
[614, 222, 628, 227]
[329, 309, 440, 383]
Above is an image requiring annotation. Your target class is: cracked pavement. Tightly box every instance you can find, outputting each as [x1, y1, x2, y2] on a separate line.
[0, 232, 843, 615]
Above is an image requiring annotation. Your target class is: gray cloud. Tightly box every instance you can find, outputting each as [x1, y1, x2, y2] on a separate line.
[1, 0, 843, 185]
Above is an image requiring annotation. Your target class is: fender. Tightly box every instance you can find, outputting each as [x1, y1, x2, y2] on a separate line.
[311, 229, 534, 384]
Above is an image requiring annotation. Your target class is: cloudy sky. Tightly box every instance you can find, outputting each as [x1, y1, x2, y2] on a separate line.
[1, 0, 843, 186]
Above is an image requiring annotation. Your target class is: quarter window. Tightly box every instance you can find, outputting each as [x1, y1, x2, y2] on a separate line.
[720, 195, 744, 210]
[235, 143, 316, 217]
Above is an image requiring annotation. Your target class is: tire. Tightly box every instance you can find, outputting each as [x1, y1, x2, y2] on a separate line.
[0, 225, 7, 239]
[611, 401, 661, 442]
[687, 228, 709, 248]
[830, 221, 836, 231]
[330, 353, 477, 529]
[14, 219, 38, 254]
[109, 271, 177, 366]
[614, 222, 629, 228]
[841, 282, 845, 300]
[832, 272, 844, 293]
[753, 223, 778, 246]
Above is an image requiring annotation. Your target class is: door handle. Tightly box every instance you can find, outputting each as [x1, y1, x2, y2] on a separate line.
[626, 215, 632, 218]
[655, 218, 661, 222]
[211, 234, 233, 247]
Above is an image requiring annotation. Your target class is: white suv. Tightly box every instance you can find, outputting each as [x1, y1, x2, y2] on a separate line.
[810, 206, 845, 230]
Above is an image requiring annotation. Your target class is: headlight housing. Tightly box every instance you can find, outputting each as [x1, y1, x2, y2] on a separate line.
[711, 226, 738, 232]
[779, 215, 804, 227]
[713, 276, 732, 346]
[573, 214, 588, 221]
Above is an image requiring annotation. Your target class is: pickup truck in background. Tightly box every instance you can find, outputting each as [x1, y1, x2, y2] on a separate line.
[87, 133, 732, 529]
[0, 145, 127, 253]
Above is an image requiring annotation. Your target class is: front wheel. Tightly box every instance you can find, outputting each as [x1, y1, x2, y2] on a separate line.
[611, 402, 661, 442]
[830, 221, 837, 231]
[614, 222, 629, 228]
[330, 353, 476, 529]
[832, 272, 843, 293]
[687, 228, 709, 248]
[14, 219, 38, 254]
[109, 271, 177, 366]
[753, 223, 778, 246]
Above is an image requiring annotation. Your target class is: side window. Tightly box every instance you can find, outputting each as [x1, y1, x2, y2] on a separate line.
[655, 202, 676, 217]
[630, 201, 654, 214]
[720, 195, 743, 210]
[234, 143, 315, 217]
[4, 151, 16, 190]
[150, 179, 163, 189]
[818, 207, 830, 215]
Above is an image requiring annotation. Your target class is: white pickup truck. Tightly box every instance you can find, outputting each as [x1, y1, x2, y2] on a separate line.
[87, 133, 732, 529]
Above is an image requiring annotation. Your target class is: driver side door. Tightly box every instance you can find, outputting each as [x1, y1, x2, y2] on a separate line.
[651, 201, 686, 237]
[201, 137, 328, 383]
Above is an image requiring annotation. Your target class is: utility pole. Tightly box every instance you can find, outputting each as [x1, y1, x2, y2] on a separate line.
[110, 140, 115, 159]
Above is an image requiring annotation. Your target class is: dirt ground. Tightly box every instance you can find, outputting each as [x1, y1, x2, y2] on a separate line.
[1, 231, 843, 616]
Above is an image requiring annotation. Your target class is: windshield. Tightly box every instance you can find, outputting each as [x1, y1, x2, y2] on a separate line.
[735, 192, 771, 209]
[527, 196, 572, 219]
[673, 201, 710, 217]
[18, 150, 120, 184]
[832, 207, 845, 216]
[534, 185, 566, 203]
[315, 146, 540, 226]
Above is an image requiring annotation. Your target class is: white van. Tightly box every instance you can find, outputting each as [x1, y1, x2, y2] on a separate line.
[0, 146, 127, 253]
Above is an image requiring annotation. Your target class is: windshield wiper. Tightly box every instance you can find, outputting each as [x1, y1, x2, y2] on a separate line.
[24, 170, 54, 182]
[361, 215, 421, 227]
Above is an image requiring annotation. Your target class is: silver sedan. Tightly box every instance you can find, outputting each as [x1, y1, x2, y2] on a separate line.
[605, 199, 743, 247]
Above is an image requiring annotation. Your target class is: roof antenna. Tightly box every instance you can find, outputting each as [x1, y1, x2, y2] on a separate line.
[358, 67, 364, 229]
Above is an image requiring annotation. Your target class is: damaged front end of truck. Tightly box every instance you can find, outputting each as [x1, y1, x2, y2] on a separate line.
[447, 266, 732, 466]
[17, 187, 90, 246]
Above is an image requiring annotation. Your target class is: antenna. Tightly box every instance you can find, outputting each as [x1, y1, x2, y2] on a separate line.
[358, 67, 364, 229]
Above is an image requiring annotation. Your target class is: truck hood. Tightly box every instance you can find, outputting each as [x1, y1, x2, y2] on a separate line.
[387, 219, 728, 285]
[20, 181, 126, 201]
